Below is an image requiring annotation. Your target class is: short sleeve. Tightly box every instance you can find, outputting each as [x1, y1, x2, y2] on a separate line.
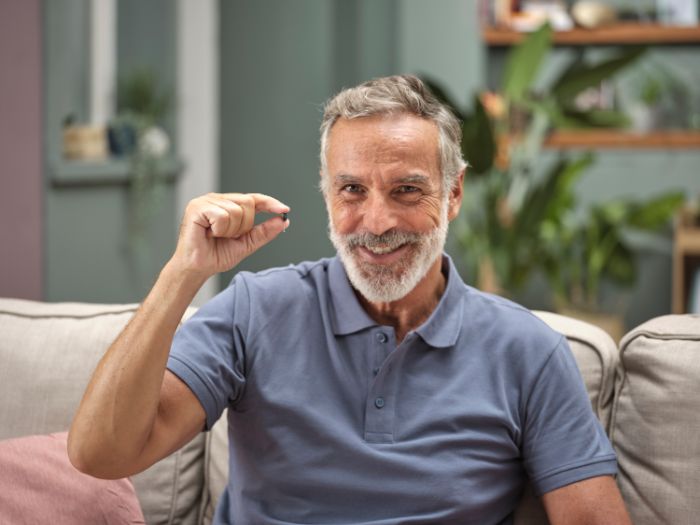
[167, 275, 250, 430]
[522, 337, 617, 495]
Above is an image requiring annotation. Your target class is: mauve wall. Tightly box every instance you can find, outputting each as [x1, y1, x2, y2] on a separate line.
[0, 0, 43, 299]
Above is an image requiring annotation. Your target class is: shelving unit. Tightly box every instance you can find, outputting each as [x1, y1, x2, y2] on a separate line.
[483, 18, 700, 316]
[482, 22, 700, 150]
[51, 157, 182, 187]
[673, 210, 700, 313]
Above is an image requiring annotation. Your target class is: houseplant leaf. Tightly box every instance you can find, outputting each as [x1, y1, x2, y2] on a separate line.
[626, 192, 685, 229]
[606, 242, 636, 286]
[551, 47, 646, 103]
[516, 152, 593, 238]
[462, 94, 495, 175]
[421, 76, 466, 121]
[502, 23, 553, 102]
[558, 109, 630, 128]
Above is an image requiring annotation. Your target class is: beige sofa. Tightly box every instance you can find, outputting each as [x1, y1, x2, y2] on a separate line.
[0, 297, 698, 525]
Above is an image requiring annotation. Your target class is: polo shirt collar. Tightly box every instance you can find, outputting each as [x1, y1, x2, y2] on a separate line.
[329, 256, 377, 335]
[413, 254, 464, 348]
[328, 254, 464, 348]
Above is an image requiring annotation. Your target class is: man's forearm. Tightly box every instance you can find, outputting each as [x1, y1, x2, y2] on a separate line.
[68, 192, 289, 478]
[68, 259, 207, 477]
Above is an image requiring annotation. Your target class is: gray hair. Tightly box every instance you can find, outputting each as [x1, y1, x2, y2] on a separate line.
[319, 75, 466, 193]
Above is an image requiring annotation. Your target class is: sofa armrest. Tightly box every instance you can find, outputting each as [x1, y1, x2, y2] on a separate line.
[612, 314, 700, 525]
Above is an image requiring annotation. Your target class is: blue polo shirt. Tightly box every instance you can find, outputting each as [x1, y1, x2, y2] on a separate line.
[167, 255, 616, 524]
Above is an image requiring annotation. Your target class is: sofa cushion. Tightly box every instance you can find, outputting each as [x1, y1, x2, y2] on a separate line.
[202, 410, 230, 524]
[0, 298, 204, 525]
[611, 314, 700, 525]
[0, 431, 145, 524]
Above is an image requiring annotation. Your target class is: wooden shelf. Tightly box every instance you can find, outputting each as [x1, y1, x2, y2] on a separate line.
[51, 156, 183, 187]
[544, 130, 700, 149]
[483, 24, 700, 46]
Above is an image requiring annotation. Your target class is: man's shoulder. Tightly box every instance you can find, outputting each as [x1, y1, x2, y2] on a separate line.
[457, 284, 563, 356]
[231, 257, 334, 306]
[236, 257, 332, 286]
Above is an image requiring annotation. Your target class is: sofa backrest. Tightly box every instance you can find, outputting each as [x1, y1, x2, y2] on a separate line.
[0, 298, 203, 525]
[612, 314, 700, 525]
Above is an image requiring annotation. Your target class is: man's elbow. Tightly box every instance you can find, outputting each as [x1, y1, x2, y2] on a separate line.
[67, 428, 135, 480]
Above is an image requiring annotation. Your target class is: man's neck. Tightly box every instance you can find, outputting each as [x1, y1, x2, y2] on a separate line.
[357, 257, 446, 344]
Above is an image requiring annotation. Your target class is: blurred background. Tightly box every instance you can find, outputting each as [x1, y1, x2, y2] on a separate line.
[1, 0, 700, 339]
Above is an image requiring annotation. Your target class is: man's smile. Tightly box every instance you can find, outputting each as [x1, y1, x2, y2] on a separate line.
[356, 243, 411, 265]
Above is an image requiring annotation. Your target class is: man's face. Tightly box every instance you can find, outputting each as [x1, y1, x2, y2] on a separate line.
[323, 114, 462, 303]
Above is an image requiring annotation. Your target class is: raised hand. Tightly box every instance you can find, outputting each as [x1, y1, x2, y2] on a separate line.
[171, 192, 290, 279]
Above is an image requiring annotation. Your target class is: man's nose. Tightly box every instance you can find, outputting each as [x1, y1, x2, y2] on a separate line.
[361, 193, 399, 235]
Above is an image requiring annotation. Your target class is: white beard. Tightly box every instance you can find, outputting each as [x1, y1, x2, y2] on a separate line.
[329, 203, 449, 303]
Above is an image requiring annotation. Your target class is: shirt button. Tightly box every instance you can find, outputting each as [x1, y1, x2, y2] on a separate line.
[373, 367, 380, 376]
[376, 332, 388, 343]
[374, 397, 385, 409]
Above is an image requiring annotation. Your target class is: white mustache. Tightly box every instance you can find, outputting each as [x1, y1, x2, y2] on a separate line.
[343, 230, 422, 253]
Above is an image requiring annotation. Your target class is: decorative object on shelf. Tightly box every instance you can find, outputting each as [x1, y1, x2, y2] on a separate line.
[425, 23, 644, 295]
[482, 0, 574, 31]
[619, 57, 696, 133]
[111, 67, 173, 244]
[62, 116, 108, 161]
[628, 72, 663, 132]
[571, 1, 618, 29]
[107, 116, 137, 157]
[513, 1, 574, 32]
[657, 0, 699, 26]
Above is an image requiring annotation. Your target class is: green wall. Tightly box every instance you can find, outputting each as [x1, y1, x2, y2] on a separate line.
[218, 0, 404, 286]
[217, 0, 700, 330]
[44, 0, 699, 328]
[44, 0, 178, 302]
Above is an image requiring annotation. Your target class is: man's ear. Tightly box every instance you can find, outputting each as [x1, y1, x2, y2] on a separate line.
[447, 169, 465, 221]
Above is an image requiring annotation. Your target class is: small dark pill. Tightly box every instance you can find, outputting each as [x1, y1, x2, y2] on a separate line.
[281, 212, 288, 221]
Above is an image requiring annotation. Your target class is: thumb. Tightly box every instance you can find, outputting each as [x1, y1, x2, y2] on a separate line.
[241, 216, 288, 255]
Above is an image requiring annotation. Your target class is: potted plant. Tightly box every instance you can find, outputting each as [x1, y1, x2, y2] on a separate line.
[538, 185, 684, 340]
[628, 72, 663, 132]
[425, 23, 645, 294]
[110, 68, 173, 241]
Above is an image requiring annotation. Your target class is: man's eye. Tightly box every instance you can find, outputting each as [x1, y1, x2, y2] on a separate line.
[342, 184, 363, 193]
[396, 185, 419, 193]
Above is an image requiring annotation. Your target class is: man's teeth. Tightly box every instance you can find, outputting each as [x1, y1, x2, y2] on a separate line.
[365, 245, 400, 255]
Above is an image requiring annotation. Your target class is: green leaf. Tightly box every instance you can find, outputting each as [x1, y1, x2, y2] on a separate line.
[516, 153, 593, 238]
[420, 75, 466, 121]
[502, 23, 553, 102]
[558, 109, 630, 129]
[462, 95, 495, 175]
[626, 192, 685, 229]
[551, 47, 646, 103]
[595, 200, 629, 225]
[117, 68, 172, 124]
[606, 243, 636, 286]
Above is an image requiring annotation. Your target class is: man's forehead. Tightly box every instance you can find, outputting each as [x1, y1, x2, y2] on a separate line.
[326, 114, 440, 170]
[329, 113, 438, 139]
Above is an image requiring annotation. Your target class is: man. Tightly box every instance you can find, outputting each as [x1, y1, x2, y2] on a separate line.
[69, 75, 631, 524]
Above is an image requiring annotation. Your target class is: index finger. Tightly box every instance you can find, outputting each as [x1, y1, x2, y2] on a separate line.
[219, 193, 290, 215]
